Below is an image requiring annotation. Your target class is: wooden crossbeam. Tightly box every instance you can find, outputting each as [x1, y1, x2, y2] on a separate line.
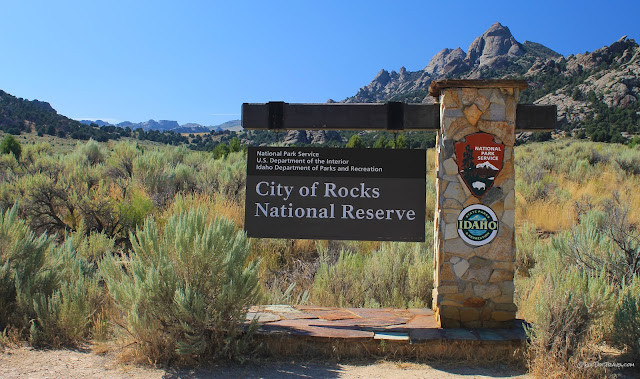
[242, 102, 556, 132]
[242, 102, 440, 131]
[515, 104, 557, 132]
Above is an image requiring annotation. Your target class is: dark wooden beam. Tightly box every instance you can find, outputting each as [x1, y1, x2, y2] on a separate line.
[516, 104, 557, 132]
[242, 102, 441, 131]
[242, 102, 556, 132]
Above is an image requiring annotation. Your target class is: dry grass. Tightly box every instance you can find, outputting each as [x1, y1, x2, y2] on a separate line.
[514, 140, 640, 232]
[0, 327, 22, 351]
[256, 335, 526, 366]
[92, 306, 115, 343]
[293, 239, 316, 254]
[342, 240, 383, 255]
[165, 192, 244, 228]
[1, 131, 164, 156]
[91, 341, 112, 356]
[517, 199, 575, 232]
[426, 148, 437, 172]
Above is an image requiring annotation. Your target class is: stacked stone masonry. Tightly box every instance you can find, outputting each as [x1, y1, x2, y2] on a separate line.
[432, 85, 520, 328]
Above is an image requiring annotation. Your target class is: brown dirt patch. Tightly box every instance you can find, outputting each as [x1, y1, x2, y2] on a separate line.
[0, 343, 531, 378]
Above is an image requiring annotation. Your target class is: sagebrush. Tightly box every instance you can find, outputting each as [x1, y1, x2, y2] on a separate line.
[100, 208, 260, 364]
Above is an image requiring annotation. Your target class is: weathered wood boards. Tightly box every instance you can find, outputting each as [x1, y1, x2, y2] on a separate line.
[242, 102, 555, 132]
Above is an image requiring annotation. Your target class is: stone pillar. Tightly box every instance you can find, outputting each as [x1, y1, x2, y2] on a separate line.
[430, 80, 527, 328]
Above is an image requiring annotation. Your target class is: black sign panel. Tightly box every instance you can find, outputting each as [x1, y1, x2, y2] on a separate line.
[245, 147, 426, 241]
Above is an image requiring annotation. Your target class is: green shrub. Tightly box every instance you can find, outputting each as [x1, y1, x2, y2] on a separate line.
[172, 163, 197, 193]
[614, 151, 640, 176]
[313, 250, 366, 307]
[133, 150, 176, 206]
[263, 282, 310, 305]
[525, 268, 614, 377]
[211, 152, 246, 202]
[100, 208, 260, 364]
[0, 205, 56, 331]
[212, 143, 230, 159]
[0, 206, 98, 347]
[364, 242, 432, 308]
[612, 280, 640, 360]
[71, 230, 116, 263]
[312, 240, 433, 308]
[30, 240, 101, 347]
[0, 152, 18, 183]
[515, 223, 539, 277]
[554, 199, 640, 287]
[117, 189, 154, 233]
[106, 141, 139, 178]
[77, 139, 105, 166]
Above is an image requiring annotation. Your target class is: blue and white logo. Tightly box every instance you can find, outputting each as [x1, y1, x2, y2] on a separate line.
[457, 204, 499, 246]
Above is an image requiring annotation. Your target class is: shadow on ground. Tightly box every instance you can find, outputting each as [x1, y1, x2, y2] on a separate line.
[159, 360, 529, 379]
[161, 362, 344, 379]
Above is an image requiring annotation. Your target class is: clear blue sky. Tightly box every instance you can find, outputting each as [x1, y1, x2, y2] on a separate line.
[0, 0, 638, 126]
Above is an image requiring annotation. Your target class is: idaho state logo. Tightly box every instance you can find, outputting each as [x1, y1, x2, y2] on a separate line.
[455, 133, 504, 198]
[457, 204, 499, 246]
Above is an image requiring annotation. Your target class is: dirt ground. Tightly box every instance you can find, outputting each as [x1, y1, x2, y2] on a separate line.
[0, 344, 530, 378]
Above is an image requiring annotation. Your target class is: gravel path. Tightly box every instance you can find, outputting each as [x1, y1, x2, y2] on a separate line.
[0, 345, 530, 378]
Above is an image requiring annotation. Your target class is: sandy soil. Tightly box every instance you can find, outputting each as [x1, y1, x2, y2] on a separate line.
[0, 344, 530, 378]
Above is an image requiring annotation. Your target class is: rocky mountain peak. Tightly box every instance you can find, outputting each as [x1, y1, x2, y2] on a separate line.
[372, 69, 392, 86]
[345, 22, 543, 104]
[424, 47, 466, 75]
[139, 119, 180, 131]
[466, 22, 523, 66]
[283, 130, 342, 145]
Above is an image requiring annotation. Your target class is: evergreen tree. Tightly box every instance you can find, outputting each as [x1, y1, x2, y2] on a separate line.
[346, 134, 365, 148]
[393, 134, 407, 149]
[0, 135, 21, 160]
[46, 125, 56, 136]
[462, 145, 474, 171]
[229, 137, 241, 152]
[373, 135, 389, 149]
[212, 143, 230, 159]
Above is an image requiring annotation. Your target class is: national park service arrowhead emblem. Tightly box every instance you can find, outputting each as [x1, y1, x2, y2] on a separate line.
[455, 133, 504, 198]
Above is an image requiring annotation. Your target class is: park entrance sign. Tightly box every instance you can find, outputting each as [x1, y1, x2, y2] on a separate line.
[242, 79, 556, 329]
[245, 147, 426, 241]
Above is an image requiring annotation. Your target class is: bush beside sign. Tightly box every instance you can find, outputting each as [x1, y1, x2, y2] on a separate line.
[244, 147, 426, 241]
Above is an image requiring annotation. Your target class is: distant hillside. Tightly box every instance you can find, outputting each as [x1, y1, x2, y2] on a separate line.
[0, 90, 124, 141]
[78, 119, 242, 133]
[343, 22, 639, 142]
[0, 90, 191, 145]
[214, 120, 242, 132]
[526, 37, 639, 142]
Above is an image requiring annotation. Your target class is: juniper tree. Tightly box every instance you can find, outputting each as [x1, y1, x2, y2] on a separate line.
[0, 135, 21, 160]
